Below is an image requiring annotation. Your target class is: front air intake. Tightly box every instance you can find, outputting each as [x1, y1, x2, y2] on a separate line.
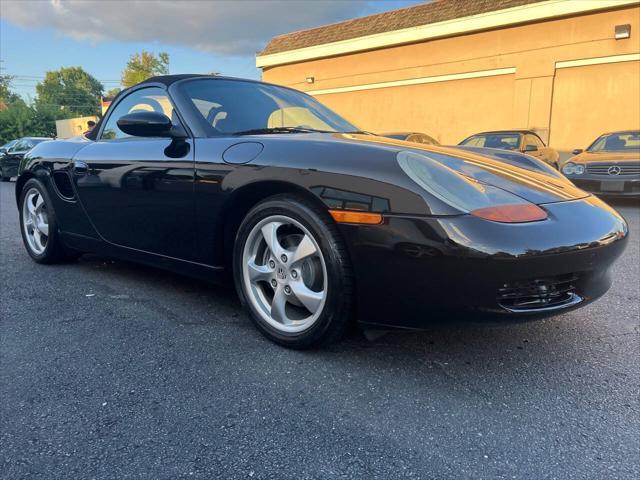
[52, 171, 75, 200]
[497, 274, 581, 312]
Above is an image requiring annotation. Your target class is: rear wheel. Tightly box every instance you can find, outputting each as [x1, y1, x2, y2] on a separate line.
[234, 195, 353, 348]
[19, 178, 79, 263]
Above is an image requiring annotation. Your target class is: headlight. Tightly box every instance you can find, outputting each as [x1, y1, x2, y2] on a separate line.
[573, 164, 585, 175]
[562, 162, 576, 175]
[397, 150, 526, 212]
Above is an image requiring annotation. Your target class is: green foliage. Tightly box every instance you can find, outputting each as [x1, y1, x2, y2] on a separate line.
[105, 87, 122, 99]
[0, 99, 75, 144]
[0, 99, 32, 143]
[121, 51, 169, 88]
[35, 66, 103, 117]
[0, 67, 102, 143]
[1, 75, 20, 104]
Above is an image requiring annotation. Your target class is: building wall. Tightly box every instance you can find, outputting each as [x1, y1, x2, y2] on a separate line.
[55, 116, 98, 139]
[317, 73, 517, 144]
[550, 60, 640, 149]
[261, 5, 640, 151]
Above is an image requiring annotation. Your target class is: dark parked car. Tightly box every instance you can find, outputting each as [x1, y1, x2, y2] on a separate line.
[381, 132, 439, 145]
[0, 139, 19, 180]
[16, 75, 627, 348]
[562, 131, 640, 197]
[459, 130, 560, 168]
[0, 139, 18, 155]
[1, 137, 51, 181]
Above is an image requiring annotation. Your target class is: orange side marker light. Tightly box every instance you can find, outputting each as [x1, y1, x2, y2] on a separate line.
[329, 210, 383, 225]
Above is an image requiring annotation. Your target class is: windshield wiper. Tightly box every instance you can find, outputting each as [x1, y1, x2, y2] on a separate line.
[233, 127, 329, 136]
[342, 130, 375, 135]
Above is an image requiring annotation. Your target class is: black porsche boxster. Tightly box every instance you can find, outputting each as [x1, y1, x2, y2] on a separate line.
[16, 75, 628, 348]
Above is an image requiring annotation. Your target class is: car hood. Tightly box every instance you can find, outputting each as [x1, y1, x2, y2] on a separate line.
[331, 133, 589, 205]
[570, 151, 640, 163]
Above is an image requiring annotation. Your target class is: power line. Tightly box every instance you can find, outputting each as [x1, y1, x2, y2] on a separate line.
[3, 98, 102, 107]
[7, 73, 122, 83]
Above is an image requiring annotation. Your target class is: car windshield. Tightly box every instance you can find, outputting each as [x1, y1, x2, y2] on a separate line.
[460, 133, 521, 150]
[587, 132, 640, 152]
[181, 79, 359, 136]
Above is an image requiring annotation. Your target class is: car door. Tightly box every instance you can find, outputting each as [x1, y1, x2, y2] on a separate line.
[72, 86, 196, 260]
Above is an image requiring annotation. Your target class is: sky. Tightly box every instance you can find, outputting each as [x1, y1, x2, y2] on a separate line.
[0, 0, 423, 100]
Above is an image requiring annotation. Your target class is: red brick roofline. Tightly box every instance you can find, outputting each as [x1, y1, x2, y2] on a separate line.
[257, 0, 639, 68]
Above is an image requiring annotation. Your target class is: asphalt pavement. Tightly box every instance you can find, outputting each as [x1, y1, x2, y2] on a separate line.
[1, 181, 638, 479]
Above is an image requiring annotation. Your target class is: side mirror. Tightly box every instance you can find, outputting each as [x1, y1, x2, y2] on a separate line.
[571, 148, 583, 155]
[524, 144, 538, 152]
[117, 111, 180, 138]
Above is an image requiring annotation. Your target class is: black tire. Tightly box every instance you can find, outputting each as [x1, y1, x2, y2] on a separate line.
[233, 194, 353, 349]
[19, 178, 79, 264]
[0, 168, 10, 182]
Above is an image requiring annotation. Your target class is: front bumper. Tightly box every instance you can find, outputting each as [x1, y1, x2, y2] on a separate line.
[566, 173, 640, 197]
[339, 196, 628, 329]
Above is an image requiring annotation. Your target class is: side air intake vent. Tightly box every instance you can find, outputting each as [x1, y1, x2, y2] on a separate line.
[52, 171, 75, 200]
[497, 274, 581, 312]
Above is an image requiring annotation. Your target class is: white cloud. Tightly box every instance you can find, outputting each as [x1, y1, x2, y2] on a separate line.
[1, 0, 369, 55]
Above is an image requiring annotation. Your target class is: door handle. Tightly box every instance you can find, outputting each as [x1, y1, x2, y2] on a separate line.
[72, 161, 88, 175]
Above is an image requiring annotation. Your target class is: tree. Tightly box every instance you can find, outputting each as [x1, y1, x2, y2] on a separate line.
[32, 103, 74, 138]
[0, 100, 33, 143]
[0, 74, 21, 107]
[0, 99, 76, 143]
[121, 51, 169, 88]
[35, 67, 103, 117]
[105, 87, 122, 99]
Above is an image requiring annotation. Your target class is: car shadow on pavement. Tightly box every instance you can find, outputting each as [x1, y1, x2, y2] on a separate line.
[71, 252, 624, 381]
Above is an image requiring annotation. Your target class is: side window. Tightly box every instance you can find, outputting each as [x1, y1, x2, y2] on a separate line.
[10, 140, 27, 152]
[533, 135, 545, 147]
[101, 87, 173, 140]
[524, 134, 539, 149]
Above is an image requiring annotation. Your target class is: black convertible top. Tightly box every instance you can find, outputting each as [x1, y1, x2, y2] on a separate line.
[140, 74, 261, 87]
[140, 74, 212, 87]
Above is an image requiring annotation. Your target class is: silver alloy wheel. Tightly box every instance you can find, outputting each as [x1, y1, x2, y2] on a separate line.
[22, 187, 49, 255]
[242, 215, 328, 333]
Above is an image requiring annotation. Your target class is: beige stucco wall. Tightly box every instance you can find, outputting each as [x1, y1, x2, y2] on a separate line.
[550, 60, 640, 150]
[318, 73, 516, 144]
[261, 5, 640, 150]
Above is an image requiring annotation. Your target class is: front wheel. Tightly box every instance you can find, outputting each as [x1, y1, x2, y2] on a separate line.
[233, 195, 353, 349]
[19, 178, 79, 263]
